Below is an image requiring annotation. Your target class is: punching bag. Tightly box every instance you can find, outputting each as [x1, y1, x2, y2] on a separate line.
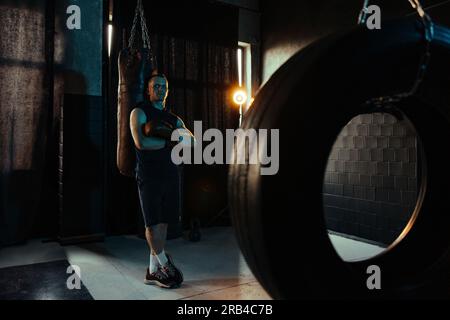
[117, 48, 153, 177]
[117, 0, 156, 177]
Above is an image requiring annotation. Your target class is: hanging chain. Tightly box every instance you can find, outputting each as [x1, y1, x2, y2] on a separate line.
[408, 0, 434, 41]
[358, 0, 370, 25]
[127, 0, 156, 68]
[360, 0, 434, 109]
[140, 5, 151, 49]
[128, 0, 141, 49]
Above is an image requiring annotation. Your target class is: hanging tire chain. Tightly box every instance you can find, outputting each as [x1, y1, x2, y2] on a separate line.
[360, 0, 435, 111]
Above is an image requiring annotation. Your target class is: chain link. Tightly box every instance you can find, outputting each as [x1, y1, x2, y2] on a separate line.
[358, 0, 370, 25]
[127, 0, 156, 68]
[360, 0, 434, 109]
[128, 0, 141, 49]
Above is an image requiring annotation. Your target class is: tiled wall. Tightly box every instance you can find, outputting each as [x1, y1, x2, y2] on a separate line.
[323, 113, 419, 245]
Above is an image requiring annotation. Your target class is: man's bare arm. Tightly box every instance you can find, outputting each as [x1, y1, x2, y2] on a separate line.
[130, 108, 166, 150]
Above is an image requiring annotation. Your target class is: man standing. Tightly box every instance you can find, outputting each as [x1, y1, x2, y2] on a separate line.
[130, 73, 194, 289]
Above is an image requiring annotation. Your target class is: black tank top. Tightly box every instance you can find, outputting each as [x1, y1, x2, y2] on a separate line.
[134, 102, 179, 179]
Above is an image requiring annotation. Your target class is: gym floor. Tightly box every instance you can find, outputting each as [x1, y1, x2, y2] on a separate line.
[0, 227, 384, 300]
[0, 227, 270, 300]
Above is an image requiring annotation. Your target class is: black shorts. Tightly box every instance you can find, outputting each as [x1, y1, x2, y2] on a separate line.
[136, 172, 181, 227]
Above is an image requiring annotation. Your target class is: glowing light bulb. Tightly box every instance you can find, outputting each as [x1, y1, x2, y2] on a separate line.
[233, 89, 247, 106]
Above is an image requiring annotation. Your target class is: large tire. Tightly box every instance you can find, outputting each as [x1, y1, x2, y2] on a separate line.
[229, 17, 450, 299]
[117, 48, 153, 177]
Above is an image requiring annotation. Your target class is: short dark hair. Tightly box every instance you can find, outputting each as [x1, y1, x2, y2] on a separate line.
[145, 73, 168, 88]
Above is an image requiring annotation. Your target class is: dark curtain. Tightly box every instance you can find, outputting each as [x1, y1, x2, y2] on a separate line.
[158, 36, 239, 230]
[107, 0, 239, 234]
[157, 37, 238, 135]
[0, 0, 55, 247]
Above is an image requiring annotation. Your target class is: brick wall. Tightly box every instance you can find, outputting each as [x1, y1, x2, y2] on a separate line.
[323, 113, 419, 245]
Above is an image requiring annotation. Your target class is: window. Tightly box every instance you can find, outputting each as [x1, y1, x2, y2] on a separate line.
[237, 42, 252, 125]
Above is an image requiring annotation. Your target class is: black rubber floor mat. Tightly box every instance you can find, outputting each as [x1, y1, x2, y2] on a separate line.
[0, 260, 93, 300]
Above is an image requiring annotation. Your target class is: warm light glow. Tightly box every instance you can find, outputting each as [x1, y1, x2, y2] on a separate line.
[248, 97, 255, 107]
[238, 43, 252, 111]
[237, 48, 243, 87]
[233, 89, 248, 106]
[108, 24, 113, 57]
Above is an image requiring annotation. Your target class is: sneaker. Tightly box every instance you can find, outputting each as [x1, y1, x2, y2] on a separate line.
[162, 253, 184, 286]
[144, 267, 177, 289]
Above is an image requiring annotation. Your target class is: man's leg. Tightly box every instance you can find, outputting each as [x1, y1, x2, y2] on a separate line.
[146, 224, 169, 272]
[156, 171, 184, 285]
[137, 177, 176, 287]
[145, 223, 168, 255]
[145, 226, 159, 274]
[143, 224, 176, 288]
[158, 224, 168, 251]
[146, 223, 182, 283]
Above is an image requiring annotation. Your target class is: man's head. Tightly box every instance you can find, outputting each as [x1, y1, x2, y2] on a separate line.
[146, 73, 169, 108]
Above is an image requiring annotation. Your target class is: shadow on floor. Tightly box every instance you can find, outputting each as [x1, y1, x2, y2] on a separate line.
[0, 260, 93, 300]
